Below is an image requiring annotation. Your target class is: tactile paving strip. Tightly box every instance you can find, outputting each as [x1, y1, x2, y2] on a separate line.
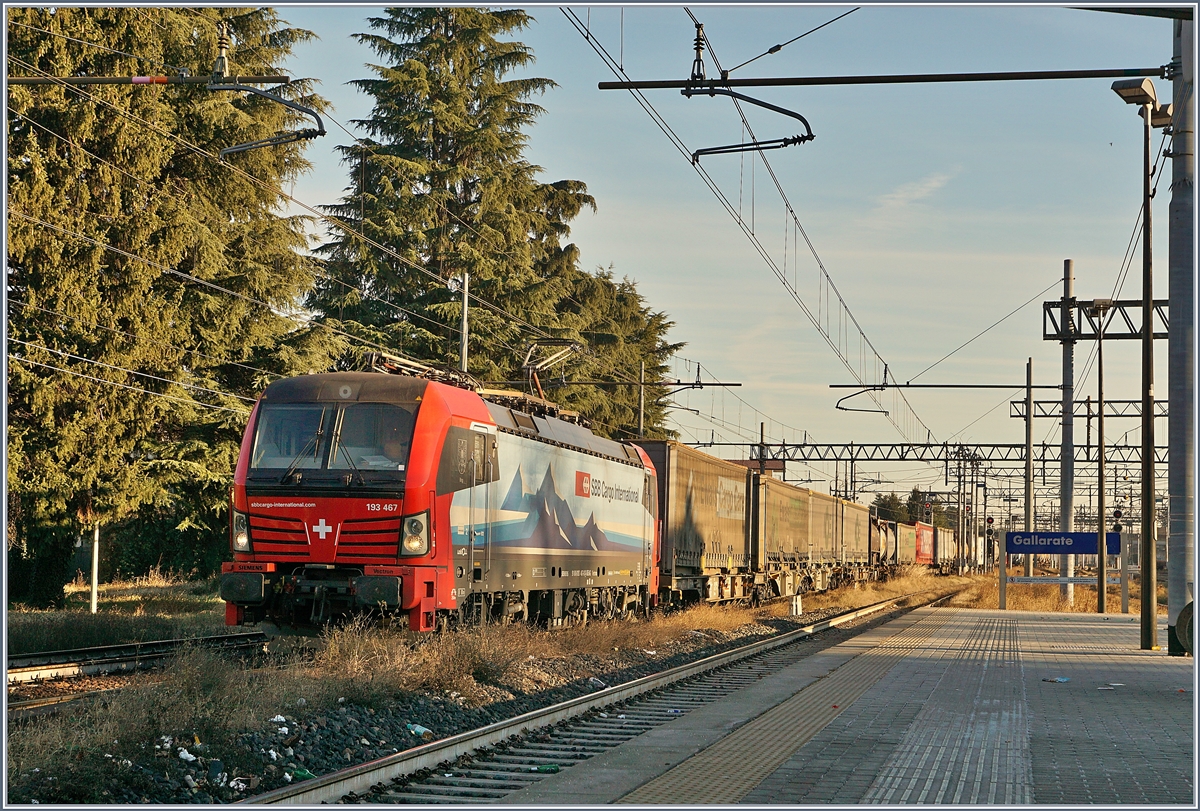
[617, 608, 956, 804]
[859, 616, 1032, 804]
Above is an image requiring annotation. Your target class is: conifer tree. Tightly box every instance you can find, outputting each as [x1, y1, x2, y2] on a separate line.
[6, 7, 340, 601]
[313, 7, 678, 438]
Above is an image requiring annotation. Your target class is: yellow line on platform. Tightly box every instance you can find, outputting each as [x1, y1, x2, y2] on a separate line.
[618, 608, 957, 804]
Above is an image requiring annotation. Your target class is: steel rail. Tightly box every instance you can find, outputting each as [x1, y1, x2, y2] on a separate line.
[6, 632, 267, 684]
[244, 591, 946, 805]
[7, 687, 134, 720]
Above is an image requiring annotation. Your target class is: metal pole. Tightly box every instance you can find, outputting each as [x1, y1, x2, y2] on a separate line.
[1167, 16, 1195, 655]
[1140, 99, 1158, 649]
[1122, 525, 1130, 613]
[1061, 260, 1076, 604]
[639, 361, 646, 438]
[957, 458, 965, 575]
[90, 522, 100, 614]
[971, 464, 979, 571]
[459, 273, 469, 373]
[1025, 359, 1034, 576]
[1098, 318, 1108, 614]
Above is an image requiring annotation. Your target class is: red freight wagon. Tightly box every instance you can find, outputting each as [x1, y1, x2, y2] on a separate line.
[915, 521, 935, 565]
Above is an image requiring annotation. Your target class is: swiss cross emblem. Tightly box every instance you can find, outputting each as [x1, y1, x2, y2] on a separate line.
[312, 519, 333, 539]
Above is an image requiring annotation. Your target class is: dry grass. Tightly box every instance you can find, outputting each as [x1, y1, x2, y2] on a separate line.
[766, 568, 979, 617]
[7, 570, 226, 655]
[6, 644, 340, 799]
[947, 567, 1170, 613]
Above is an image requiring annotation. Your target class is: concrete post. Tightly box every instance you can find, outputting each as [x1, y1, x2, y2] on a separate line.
[1060, 260, 1076, 604]
[90, 522, 100, 614]
[1167, 17, 1195, 655]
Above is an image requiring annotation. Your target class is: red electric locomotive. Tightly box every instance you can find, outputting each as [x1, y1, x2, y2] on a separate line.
[220, 357, 659, 633]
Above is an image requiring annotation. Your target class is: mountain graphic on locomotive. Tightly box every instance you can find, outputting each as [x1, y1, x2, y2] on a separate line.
[220, 354, 953, 633]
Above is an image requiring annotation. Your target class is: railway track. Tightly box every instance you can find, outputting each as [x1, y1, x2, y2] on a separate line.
[7, 687, 135, 720]
[6, 632, 268, 685]
[244, 590, 954, 805]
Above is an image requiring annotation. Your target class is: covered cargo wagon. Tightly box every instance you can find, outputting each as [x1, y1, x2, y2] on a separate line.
[636, 440, 752, 603]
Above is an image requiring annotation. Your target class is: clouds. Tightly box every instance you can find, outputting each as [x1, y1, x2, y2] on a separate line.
[873, 170, 955, 216]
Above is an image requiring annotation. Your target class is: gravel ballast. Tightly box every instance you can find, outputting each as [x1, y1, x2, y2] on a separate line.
[7, 604, 888, 804]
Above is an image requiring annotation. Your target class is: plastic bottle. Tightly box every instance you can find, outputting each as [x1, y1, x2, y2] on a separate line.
[406, 723, 434, 741]
[530, 764, 560, 773]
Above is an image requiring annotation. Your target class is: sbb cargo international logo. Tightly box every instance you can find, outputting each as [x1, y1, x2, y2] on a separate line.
[575, 471, 591, 498]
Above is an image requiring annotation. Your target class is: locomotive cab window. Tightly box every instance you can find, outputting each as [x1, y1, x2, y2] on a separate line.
[250, 404, 332, 470]
[329, 403, 415, 472]
[248, 401, 417, 486]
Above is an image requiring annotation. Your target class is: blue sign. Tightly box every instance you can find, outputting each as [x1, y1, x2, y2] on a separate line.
[1005, 532, 1119, 555]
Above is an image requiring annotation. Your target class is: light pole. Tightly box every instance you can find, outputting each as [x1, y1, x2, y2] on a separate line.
[1091, 298, 1113, 614]
[1111, 77, 1172, 646]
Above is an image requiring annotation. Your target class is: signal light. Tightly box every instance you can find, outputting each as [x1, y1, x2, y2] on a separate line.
[1113, 509, 1123, 520]
[986, 516, 994, 525]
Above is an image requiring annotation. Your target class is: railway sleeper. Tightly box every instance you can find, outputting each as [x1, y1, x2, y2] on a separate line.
[424, 776, 532, 790]
[376, 790, 495, 804]
[582, 720, 657, 731]
[545, 730, 639, 743]
[461, 761, 553, 776]
[400, 784, 510, 799]
[451, 768, 541, 783]
[521, 737, 614, 750]
[504, 747, 598, 760]
[488, 753, 581, 766]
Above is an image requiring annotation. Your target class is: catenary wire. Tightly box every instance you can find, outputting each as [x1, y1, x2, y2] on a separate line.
[725, 7, 859, 74]
[14, 52, 656, 394]
[560, 10, 916, 443]
[7, 55, 559, 349]
[8, 19, 191, 76]
[9, 107, 470, 346]
[9, 338, 257, 403]
[9, 298, 283, 381]
[685, 10, 933, 443]
[8, 356, 250, 414]
[907, 276, 1065, 383]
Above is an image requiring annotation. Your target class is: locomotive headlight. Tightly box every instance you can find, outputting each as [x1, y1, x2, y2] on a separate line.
[232, 510, 251, 552]
[400, 512, 429, 556]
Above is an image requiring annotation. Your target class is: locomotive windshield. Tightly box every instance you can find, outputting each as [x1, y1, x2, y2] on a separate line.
[248, 401, 416, 488]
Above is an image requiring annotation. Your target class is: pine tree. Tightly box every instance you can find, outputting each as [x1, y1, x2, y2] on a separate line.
[7, 7, 341, 601]
[312, 7, 678, 437]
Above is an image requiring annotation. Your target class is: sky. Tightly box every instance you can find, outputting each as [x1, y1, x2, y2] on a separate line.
[271, 4, 1177, 503]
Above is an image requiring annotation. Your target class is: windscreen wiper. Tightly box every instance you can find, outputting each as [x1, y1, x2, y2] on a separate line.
[280, 428, 323, 485]
[331, 429, 365, 487]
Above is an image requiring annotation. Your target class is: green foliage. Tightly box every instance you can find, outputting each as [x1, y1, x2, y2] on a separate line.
[871, 492, 907, 523]
[312, 7, 678, 438]
[872, 487, 952, 528]
[6, 8, 343, 602]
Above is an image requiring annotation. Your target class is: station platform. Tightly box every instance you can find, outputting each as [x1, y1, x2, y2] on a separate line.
[502, 607, 1194, 805]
